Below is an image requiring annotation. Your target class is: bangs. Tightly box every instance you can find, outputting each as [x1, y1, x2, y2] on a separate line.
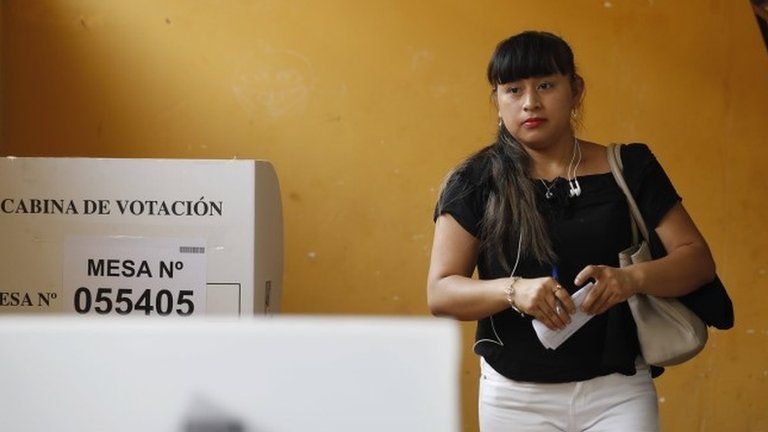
[487, 31, 575, 86]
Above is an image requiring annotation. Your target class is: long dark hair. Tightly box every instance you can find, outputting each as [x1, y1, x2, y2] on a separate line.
[439, 31, 580, 270]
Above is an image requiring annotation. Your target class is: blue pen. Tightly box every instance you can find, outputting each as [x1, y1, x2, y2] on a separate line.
[552, 265, 559, 283]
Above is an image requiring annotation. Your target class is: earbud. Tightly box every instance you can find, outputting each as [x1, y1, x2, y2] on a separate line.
[568, 178, 581, 197]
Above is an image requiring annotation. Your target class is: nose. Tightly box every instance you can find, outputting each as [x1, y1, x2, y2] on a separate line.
[523, 92, 541, 112]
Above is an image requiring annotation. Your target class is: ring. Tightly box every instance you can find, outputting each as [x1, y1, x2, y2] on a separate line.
[555, 304, 563, 315]
[553, 284, 562, 293]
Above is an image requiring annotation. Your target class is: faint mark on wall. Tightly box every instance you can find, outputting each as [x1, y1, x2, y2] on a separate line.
[431, 84, 449, 98]
[409, 48, 435, 71]
[232, 41, 316, 119]
[77, 14, 105, 30]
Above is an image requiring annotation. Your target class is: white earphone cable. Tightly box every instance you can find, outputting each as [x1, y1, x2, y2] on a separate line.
[568, 138, 583, 197]
[473, 230, 524, 351]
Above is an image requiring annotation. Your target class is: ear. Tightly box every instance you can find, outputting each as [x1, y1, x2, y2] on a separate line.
[572, 75, 585, 106]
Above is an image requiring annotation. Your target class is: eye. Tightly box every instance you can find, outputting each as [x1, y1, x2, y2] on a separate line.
[504, 86, 520, 94]
[538, 81, 554, 90]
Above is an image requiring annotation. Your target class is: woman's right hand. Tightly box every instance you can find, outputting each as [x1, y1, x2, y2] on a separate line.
[513, 277, 576, 331]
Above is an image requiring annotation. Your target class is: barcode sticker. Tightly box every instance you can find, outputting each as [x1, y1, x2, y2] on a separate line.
[179, 246, 206, 254]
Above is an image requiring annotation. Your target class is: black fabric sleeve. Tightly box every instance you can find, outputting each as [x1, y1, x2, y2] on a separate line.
[620, 143, 682, 231]
[620, 144, 734, 330]
[433, 163, 485, 238]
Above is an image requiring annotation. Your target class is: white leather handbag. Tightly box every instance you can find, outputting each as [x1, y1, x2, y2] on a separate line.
[607, 143, 708, 367]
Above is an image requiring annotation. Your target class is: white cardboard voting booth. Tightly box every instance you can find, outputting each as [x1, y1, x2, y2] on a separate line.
[0, 316, 461, 432]
[0, 157, 282, 316]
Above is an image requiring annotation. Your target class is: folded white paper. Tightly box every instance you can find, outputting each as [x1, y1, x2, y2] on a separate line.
[532, 282, 595, 350]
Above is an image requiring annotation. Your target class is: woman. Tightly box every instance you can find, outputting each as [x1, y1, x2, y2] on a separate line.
[427, 31, 716, 431]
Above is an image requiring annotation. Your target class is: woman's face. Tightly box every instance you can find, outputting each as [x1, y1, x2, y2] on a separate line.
[496, 73, 582, 149]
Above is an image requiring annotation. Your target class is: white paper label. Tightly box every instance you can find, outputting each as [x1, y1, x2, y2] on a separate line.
[63, 237, 207, 316]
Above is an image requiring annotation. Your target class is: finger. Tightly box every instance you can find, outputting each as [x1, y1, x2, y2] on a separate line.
[545, 313, 561, 331]
[590, 291, 613, 315]
[596, 293, 620, 315]
[532, 305, 560, 331]
[550, 297, 570, 327]
[555, 300, 570, 326]
[574, 265, 601, 287]
[551, 301, 569, 328]
[580, 282, 601, 313]
[553, 285, 576, 315]
[546, 285, 570, 328]
[594, 299, 609, 316]
[585, 285, 610, 315]
[590, 284, 616, 315]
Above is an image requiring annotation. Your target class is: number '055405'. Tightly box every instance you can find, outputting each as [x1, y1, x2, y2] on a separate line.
[73, 288, 194, 316]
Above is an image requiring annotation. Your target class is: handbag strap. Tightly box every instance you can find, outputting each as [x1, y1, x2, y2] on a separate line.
[606, 143, 650, 243]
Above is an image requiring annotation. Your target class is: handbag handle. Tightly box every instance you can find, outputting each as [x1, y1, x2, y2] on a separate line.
[606, 144, 649, 244]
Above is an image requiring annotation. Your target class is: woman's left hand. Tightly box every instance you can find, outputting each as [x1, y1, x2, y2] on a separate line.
[575, 265, 638, 315]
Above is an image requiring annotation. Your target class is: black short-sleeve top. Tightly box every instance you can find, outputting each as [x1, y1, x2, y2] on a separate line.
[433, 143, 681, 383]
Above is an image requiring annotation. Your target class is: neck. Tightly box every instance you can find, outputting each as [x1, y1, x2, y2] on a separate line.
[526, 134, 577, 180]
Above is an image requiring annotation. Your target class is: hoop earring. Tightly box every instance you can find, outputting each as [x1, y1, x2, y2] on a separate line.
[570, 108, 578, 120]
[498, 118, 503, 127]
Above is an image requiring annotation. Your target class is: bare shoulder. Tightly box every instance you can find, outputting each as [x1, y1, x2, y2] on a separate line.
[577, 140, 611, 175]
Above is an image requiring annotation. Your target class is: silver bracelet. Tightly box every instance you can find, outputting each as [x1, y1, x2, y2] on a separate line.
[505, 276, 525, 317]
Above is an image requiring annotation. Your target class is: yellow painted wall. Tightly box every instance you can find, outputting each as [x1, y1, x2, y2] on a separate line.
[2, 1, 766, 430]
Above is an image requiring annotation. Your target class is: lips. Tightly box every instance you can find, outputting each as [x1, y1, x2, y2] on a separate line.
[523, 118, 547, 128]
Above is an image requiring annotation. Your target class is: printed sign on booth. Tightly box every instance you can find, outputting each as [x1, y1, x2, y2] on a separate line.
[63, 237, 207, 316]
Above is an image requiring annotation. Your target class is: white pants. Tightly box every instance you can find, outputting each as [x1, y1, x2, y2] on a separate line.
[479, 358, 659, 432]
